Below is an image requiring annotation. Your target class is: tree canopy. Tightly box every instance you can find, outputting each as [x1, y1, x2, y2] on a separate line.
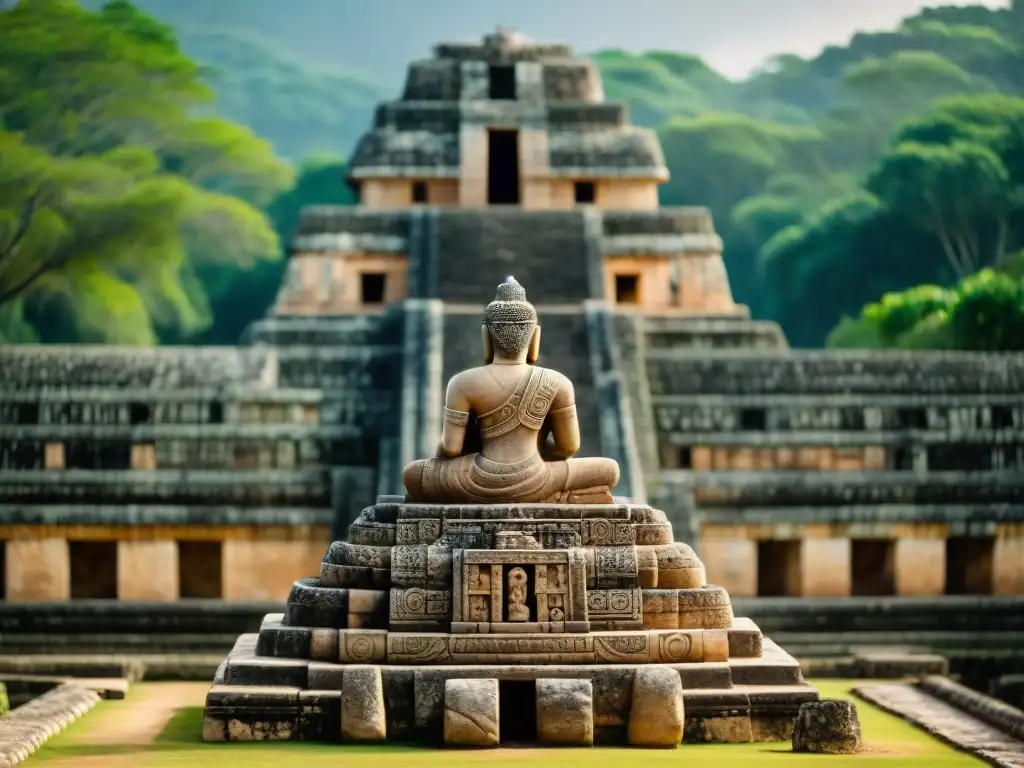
[0, 0, 292, 343]
[7, 0, 1024, 349]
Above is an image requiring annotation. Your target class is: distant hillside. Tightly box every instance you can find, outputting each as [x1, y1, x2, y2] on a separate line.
[78, 1, 1024, 160]
[177, 25, 387, 160]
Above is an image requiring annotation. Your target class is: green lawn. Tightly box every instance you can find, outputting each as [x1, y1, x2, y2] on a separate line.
[25, 680, 985, 767]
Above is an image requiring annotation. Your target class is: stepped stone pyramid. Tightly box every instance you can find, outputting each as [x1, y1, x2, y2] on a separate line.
[203, 496, 818, 746]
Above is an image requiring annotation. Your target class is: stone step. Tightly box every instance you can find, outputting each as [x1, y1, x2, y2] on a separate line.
[856, 682, 1024, 768]
[203, 674, 818, 746]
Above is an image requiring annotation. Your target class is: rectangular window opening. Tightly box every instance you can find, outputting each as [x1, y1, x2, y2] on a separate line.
[360, 273, 387, 304]
[489, 65, 517, 100]
[614, 274, 639, 304]
[487, 129, 520, 204]
[574, 181, 596, 204]
[740, 408, 767, 431]
[411, 181, 428, 203]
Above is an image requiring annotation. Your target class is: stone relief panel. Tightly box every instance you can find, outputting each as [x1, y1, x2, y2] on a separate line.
[389, 588, 451, 625]
[387, 633, 452, 664]
[587, 588, 642, 624]
[581, 519, 636, 547]
[338, 629, 387, 663]
[588, 545, 639, 589]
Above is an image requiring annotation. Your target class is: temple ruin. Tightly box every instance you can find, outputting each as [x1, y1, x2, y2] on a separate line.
[0, 29, 1021, 699]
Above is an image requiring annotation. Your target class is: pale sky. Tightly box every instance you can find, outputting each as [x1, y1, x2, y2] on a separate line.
[128, 0, 1013, 82]
[303, 0, 1013, 81]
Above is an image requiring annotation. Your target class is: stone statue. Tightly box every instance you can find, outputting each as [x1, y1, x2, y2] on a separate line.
[507, 567, 529, 621]
[403, 276, 620, 504]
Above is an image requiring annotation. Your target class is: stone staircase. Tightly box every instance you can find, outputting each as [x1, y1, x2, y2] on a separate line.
[435, 210, 594, 304]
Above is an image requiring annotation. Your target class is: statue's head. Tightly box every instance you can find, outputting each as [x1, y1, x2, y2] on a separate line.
[482, 276, 540, 364]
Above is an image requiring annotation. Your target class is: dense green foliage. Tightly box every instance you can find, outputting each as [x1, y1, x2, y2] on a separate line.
[0, 0, 293, 343]
[6, 0, 1024, 348]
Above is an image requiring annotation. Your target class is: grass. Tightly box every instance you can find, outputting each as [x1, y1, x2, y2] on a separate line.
[24, 679, 986, 767]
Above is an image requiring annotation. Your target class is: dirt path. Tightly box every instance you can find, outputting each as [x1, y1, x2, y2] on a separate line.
[32, 682, 209, 768]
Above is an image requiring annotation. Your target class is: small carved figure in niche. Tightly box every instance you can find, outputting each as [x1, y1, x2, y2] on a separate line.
[402, 277, 620, 504]
[548, 564, 565, 589]
[549, 607, 564, 621]
[507, 567, 529, 622]
[468, 595, 489, 621]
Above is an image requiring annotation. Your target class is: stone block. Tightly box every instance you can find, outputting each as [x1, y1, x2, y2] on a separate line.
[341, 666, 386, 742]
[443, 678, 499, 747]
[700, 540, 755, 597]
[307, 661, 345, 691]
[676, 586, 734, 629]
[792, 700, 861, 754]
[223, 539, 328, 601]
[648, 630, 704, 663]
[282, 578, 348, 628]
[628, 667, 684, 747]
[894, 539, 945, 596]
[205, 685, 300, 742]
[348, 588, 389, 615]
[388, 633, 452, 664]
[224, 658, 308, 688]
[297, 690, 341, 741]
[320, 563, 373, 588]
[256, 624, 311, 659]
[594, 632, 650, 663]
[994, 531, 1024, 595]
[699, 716, 753, 743]
[116, 541, 178, 600]
[310, 629, 340, 662]
[536, 678, 594, 746]
[800, 539, 851, 597]
[702, 630, 729, 662]
[5, 539, 70, 601]
[855, 652, 949, 679]
[727, 618, 763, 658]
[339, 629, 388, 664]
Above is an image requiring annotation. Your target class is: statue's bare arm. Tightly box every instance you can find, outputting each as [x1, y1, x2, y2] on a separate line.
[547, 377, 580, 459]
[438, 374, 471, 458]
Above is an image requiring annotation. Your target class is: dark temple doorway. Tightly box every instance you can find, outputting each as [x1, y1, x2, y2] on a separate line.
[487, 129, 520, 205]
[851, 539, 896, 596]
[499, 679, 537, 744]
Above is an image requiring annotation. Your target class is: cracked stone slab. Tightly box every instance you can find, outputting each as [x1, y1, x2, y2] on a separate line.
[443, 678, 499, 747]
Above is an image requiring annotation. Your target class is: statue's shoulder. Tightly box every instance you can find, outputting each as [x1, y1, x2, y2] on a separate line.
[448, 366, 487, 388]
[534, 366, 572, 390]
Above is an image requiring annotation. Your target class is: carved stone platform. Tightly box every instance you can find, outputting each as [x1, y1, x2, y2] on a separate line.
[203, 501, 818, 746]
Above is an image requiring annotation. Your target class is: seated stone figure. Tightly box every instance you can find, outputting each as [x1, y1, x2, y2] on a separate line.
[403, 277, 620, 504]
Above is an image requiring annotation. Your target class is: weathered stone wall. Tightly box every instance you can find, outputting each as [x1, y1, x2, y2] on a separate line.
[0, 327, 405, 602]
[642, 349, 1024, 600]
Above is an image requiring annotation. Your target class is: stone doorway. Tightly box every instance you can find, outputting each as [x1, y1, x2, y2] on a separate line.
[69, 541, 117, 599]
[487, 129, 520, 204]
[498, 679, 537, 744]
[945, 536, 995, 594]
[178, 541, 223, 599]
[851, 539, 896, 596]
[757, 540, 802, 596]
